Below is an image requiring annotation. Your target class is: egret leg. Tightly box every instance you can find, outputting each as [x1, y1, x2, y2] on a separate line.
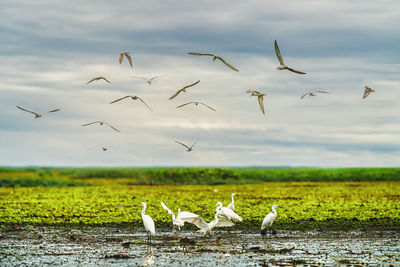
[271, 228, 277, 235]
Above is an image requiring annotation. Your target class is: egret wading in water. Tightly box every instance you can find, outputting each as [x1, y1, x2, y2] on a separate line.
[160, 202, 200, 231]
[261, 204, 282, 235]
[216, 202, 243, 222]
[184, 205, 234, 236]
[139, 202, 155, 243]
[227, 193, 238, 211]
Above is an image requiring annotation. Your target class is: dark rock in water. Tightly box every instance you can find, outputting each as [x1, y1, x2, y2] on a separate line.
[260, 229, 267, 236]
[121, 241, 131, 248]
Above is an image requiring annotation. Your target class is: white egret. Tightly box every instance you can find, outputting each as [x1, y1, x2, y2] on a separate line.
[261, 204, 282, 235]
[160, 201, 200, 231]
[227, 193, 237, 211]
[216, 202, 242, 222]
[184, 206, 234, 236]
[139, 202, 155, 243]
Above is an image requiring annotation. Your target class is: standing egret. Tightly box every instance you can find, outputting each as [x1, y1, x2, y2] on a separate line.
[139, 202, 155, 243]
[261, 204, 282, 235]
[184, 206, 234, 236]
[160, 202, 200, 231]
[227, 193, 238, 211]
[216, 202, 242, 222]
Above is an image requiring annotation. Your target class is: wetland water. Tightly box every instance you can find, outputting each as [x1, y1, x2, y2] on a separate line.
[0, 227, 399, 266]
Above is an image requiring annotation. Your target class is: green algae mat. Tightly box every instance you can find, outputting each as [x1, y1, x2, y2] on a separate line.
[1, 181, 399, 230]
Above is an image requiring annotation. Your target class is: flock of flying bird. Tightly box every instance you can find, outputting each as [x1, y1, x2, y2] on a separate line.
[15, 40, 376, 152]
[140, 193, 281, 242]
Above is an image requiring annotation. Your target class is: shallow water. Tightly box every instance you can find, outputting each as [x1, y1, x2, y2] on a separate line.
[0, 227, 399, 266]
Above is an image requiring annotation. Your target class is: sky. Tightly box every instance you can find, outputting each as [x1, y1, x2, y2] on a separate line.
[0, 0, 399, 167]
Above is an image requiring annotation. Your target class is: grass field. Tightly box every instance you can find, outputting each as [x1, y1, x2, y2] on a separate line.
[0, 167, 399, 231]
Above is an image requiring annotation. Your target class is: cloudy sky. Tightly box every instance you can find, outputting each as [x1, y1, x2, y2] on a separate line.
[0, 0, 399, 167]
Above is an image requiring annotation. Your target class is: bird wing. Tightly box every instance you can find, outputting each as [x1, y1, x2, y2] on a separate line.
[176, 102, 194, 108]
[137, 97, 153, 111]
[130, 76, 148, 81]
[261, 212, 275, 229]
[16, 106, 40, 116]
[363, 90, 371, 99]
[258, 95, 265, 115]
[286, 67, 306, 74]
[300, 92, 308, 99]
[169, 89, 182, 100]
[143, 214, 155, 234]
[221, 207, 242, 222]
[183, 217, 207, 230]
[199, 102, 216, 111]
[149, 74, 167, 81]
[315, 90, 329, 94]
[188, 52, 214, 57]
[160, 202, 175, 218]
[216, 56, 239, 72]
[43, 109, 61, 114]
[81, 121, 101, 126]
[100, 77, 112, 83]
[177, 211, 199, 219]
[274, 40, 285, 65]
[182, 80, 200, 90]
[175, 141, 190, 150]
[119, 53, 123, 64]
[86, 77, 98, 84]
[190, 142, 197, 149]
[124, 52, 133, 68]
[215, 218, 235, 228]
[104, 122, 120, 132]
[110, 96, 131, 104]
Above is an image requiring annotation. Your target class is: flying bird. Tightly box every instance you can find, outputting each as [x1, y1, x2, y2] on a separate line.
[88, 146, 118, 152]
[188, 52, 239, 72]
[175, 141, 196, 152]
[274, 40, 306, 74]
[81, 121, 120, 132]
[16, 105, 60, 118]
[300, 90, 329, 99]
[86, 76, 111, 84]
[160, 202, 200, 231]
[177, 101, 216, 111]
[169, 80, 200, 100]
[246, 90, 267, 115]
[261, 204, 282, 235]
[139, 202, 155, 243]
[130, 74, 167, 86]
[216, 202, 243, 222]
[119, 52, 133, 68]
[110, 95, 152, 111]
[363, 86, 375, 99]
[227, 193, 238, 211]
[184, 205, 235, 236]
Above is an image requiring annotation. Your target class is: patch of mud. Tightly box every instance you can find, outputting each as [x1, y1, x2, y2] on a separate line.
[0, 227, 399, 266]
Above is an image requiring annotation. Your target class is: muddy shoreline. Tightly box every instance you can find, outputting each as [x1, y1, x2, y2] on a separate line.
[1, 226, 399, 266]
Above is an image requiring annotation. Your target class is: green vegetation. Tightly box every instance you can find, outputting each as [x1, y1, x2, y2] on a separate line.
[0, 177, 89, 187]
[1, 167, 399, 184]
[0, 167, 398, 231]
